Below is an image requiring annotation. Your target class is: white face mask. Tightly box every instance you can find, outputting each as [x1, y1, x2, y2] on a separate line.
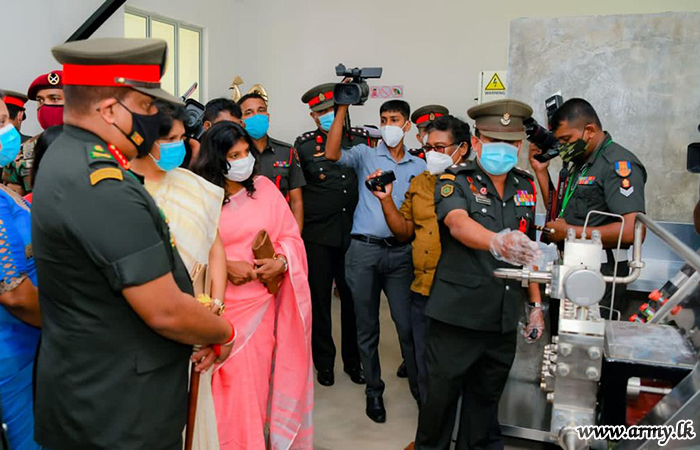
[380, 122, 408, 148]
[425, 143, 462, 175]
[225, 152, 255, 182]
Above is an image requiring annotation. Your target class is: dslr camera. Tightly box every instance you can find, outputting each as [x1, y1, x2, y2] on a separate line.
[365, 170, 396, 193]
[334, 63, 383, 106]
[526, 94, 564, 163]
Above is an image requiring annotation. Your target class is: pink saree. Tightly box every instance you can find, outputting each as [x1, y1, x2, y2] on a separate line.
[212, 176, 313, 449]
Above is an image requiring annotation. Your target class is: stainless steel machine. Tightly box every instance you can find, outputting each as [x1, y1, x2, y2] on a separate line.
[497, 213, 700, 449]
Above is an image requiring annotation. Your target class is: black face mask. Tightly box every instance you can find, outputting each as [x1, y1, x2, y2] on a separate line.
[113, 100, 163, 158]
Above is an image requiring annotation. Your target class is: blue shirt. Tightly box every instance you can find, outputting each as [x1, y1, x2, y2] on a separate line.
[339, 142, 426, 238]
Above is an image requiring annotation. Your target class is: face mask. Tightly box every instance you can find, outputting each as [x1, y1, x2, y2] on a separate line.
[37, 104, 64, 130]
[113, 100, 163, 158]
[243, 114, 269, 140]
[225, 152, 255, 182]
[0, 124, 22, 166]
[318, 111, 335, 132]
[478, 141, 519, 175]
[151, 140, 186, 171]
[380, 122, 408, 148]
[558, 130, 589, 163]
[425, 143, 462, 175]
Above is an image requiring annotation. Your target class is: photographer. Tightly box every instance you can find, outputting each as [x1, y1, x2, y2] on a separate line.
[325, 100, 426, 423]
[369, 115, 471, 407]
[528, 98, 647, 312]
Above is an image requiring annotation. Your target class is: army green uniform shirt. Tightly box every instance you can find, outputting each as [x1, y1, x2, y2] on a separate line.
[560, 132, 646, 229]
[254, 136, 306, 199]
[427, 161, 537, 333]
[31, 125, 193, 449]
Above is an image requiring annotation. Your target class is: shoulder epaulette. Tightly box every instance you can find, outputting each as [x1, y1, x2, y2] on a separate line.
[445, 162, 474, 175]
[349, 127, 369, 137]
[85, 143, 122, 185]
[512, 166, 534, 180]
[294, 131, 318, 146]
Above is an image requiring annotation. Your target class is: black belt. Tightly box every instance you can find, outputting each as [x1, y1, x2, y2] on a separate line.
[351, 234, 407, 248]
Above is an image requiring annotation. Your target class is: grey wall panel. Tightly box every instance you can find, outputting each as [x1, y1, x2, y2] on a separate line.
[508, 12, 700, 222]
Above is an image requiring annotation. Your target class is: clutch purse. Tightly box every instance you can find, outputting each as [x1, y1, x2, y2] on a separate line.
[252, 230, 282, 295]
[190, 262, 211, 297]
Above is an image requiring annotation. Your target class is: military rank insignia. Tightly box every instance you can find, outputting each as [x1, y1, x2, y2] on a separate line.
[513, 190, 535, 206]
[577, 176, 596, 185]
[615, 161, 631, 177]
[621, 178, 630, 189]
[441, 184, 454, 197]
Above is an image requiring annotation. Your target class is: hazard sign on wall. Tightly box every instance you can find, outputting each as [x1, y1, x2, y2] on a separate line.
[478, 70, 507, 103]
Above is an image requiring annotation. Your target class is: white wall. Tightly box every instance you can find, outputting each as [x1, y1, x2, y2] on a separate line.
[4, 0, 700, 146]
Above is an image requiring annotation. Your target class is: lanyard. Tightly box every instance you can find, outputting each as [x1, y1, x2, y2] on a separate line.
[558, 139, 612, 218]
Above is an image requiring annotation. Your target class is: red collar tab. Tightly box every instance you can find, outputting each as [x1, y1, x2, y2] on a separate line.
[308, 90, 334, 107]
[415, 112, 444, 125]
[107, 144, 131, 170]
[3, 96, 26, 108]
[62, 64, 161, 88]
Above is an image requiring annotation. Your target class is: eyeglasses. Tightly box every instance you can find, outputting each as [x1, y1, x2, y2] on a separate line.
[422, 142, 460, 153]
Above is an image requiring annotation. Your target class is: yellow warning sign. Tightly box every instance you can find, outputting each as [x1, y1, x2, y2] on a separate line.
[485, 73, 506, 91]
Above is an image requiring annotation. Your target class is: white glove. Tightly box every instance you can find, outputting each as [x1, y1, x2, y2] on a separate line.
[489, 229, 542, 267]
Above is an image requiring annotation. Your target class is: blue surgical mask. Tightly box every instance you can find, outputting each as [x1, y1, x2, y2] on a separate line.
[244, 114, 269, 140]
[318, 111, 335, 132]
[478, 141, 519, 175]
[151, 140, 186, 171]
[0, 124, 22, 167]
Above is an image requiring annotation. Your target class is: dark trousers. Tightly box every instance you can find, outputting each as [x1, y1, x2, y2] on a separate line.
[345, 239, 418, 398]
[416, 318, 517, 450]
[305, 240, 361, 372]
[412, 291, 429, 405]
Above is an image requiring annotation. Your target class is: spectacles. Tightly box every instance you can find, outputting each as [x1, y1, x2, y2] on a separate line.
[422, 142, 460, 153]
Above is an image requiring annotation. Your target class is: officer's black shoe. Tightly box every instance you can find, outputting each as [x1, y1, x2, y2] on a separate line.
[366, 396, 386, 423]
[317, 369, 334, 386]
[344, 366, 366, 385]
[396, 361, 408, 378]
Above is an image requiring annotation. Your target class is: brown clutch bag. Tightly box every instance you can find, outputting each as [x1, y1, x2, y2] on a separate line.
[190, 262, 211, 297]
[252, 230, 282, 295]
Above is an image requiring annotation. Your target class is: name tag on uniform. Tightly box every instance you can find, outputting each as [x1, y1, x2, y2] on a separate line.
[513, 190, 535, 206]
[474, 194, 491, 205]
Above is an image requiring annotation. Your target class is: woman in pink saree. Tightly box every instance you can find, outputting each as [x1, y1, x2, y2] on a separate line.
[192, 121, 313, 449]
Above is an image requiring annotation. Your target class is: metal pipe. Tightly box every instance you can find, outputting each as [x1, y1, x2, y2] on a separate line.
[602, 217, 645, 285]
[492, 268, 552, 284]
[649, 271, 700, 324]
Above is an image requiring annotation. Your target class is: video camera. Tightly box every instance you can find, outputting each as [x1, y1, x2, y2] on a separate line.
[526, 94, 564, 163]
[180, 82, 206, 141]
[687, 123, 700, 173]
[333, 63, 383, 106]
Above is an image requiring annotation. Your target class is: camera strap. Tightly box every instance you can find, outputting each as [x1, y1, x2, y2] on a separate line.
[557, 139, 612, 218]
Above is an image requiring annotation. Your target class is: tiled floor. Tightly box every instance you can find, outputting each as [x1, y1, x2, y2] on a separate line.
[313, 295, 557, 450]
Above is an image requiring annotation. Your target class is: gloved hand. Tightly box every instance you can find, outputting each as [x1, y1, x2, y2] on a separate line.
[524, 306, 545, 341]
[489, 229, 542, 267]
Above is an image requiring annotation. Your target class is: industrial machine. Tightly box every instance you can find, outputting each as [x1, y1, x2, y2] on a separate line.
[497, 212, 700, 449]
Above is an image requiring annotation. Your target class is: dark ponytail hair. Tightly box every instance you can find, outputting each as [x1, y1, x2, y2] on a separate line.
[191, 121, 258, 203]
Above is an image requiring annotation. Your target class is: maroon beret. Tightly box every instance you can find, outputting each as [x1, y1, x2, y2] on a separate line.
[27, 70, 63, 101]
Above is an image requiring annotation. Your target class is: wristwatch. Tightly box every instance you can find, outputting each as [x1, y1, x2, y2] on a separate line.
[529, 302, 543, 309]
